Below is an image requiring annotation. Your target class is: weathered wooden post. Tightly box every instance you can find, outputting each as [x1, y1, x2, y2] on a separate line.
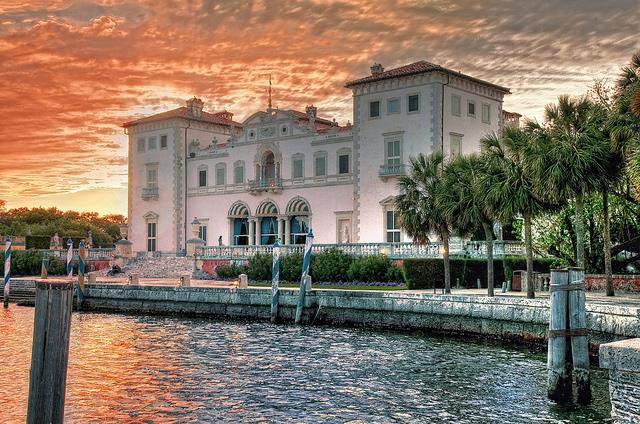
[271, 239, 281, 323]
[3, 236, 11, 308]
[27, 279, 74, 424]
[295, 229, 313, 324]
[568, 267, 591, 404]
[547, 268, 572, 402]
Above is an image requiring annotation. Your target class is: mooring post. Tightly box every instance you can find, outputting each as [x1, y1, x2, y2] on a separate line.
[476, 278, 481, 289]
[27, 279, 74, 424]
[41, 251, 49, 279]
[547, 268, 572, 402]
[271, 240, 281, 323]
[295, 229, 314, 324]
[3, 236, 11, 308]
[568, 267, 591, 404]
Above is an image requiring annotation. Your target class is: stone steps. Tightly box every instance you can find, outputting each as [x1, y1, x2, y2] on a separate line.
[103, 256, 202, 279]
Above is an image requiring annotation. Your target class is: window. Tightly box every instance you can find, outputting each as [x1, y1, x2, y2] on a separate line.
[137, 138, 145, 153]
[482, 103, 491, 124]
[386, 210, 400, 243]
[450, 133, 463, 158]
[160, 135, 168, 149]
[148, 136, 157, 150]
[408, 94, 419, 113]
[147, 221, 157, 252]
[385, 138, 401, 166]
[387, 98, 400, 114]
[292, 155, 304, 179]
[452, 94, 461, 116]
[199, 225, 207, 243]
[234, 161, 244, 184]
[314, 153, 327, 177]
[338, 154, 350, 174]
[369, 100, 380, 118]
[198, 169, 207, 187]
[146, 165, 158, 188]
[468, 101, 476, 117]
[248, 129, 256, 140]
[215, 163, 226, 186]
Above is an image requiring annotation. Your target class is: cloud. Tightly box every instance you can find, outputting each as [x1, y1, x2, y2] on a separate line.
[0, 0, 638, 213]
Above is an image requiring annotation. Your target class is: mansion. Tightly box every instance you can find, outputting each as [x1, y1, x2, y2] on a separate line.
[123, 61, 518, 254]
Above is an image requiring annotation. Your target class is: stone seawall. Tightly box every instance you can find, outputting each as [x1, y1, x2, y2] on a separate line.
[80, 284, 640, 348]
[600, 339, 640, 423]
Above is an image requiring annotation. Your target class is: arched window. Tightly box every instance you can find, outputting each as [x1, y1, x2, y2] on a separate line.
[228, 201, 250, 245]
[215, 163, 226, 186]
[262, 151, 276, 180]
[256, 200, 279, 245]
[286, 197, 311, 244]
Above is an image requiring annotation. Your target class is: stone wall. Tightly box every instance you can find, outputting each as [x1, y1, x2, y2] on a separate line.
[599, 339, 640, 423]
[586, 275, 640, 292]
[81, 284, 640, 347]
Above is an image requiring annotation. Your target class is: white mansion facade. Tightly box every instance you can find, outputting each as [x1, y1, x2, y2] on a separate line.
[124, 61, 515, 253]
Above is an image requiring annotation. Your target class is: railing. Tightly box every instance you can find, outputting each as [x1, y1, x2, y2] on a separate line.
[379, 163, 407, 178]
[197, 241, 526, 260]
[141, 187, 159, 199]
[248, 177, 283, 193]
[40, 248, 116, 260]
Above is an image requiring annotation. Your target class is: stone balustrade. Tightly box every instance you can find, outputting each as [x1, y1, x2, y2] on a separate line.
[197, 241, 526, 259]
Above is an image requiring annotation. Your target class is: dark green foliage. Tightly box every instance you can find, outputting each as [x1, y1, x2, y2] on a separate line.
[403, 257, 557, 289]
[215, 263, 247, 279]
[310, 248, 352, 282]
[347, 255, 394, 282]
[0, 250, 72, 276]
[281, 253, 303, 282]
[246, 253, 272, 281]
[386, 264, 406, 284]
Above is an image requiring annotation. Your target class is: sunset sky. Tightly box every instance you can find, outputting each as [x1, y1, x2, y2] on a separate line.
[1, 0, 638, 216]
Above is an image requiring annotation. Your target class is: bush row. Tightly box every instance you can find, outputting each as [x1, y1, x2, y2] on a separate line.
[216, 248, 405, 283]
[1, 250, 74, 276]
[402, 257, 558, 289]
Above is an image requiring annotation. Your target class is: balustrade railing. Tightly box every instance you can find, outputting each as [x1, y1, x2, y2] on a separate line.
[197, 241, 526, 259]
[39, 248, 116, 260]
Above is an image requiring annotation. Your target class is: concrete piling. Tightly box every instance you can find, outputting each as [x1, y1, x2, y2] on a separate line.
[568, 267, 591, 404]
[547, 268, 572, 402]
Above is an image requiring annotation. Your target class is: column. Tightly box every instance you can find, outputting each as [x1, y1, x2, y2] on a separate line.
[255, 218, 262, 245]
[284, 216, 291, 245]
[248, 219, 255, 246]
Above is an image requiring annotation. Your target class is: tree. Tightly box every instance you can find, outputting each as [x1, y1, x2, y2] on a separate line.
[396, 152, 456, 293]
[526, 95, 610, 269]
[441, 154, 498, 296]
[480, 126, 553, 298]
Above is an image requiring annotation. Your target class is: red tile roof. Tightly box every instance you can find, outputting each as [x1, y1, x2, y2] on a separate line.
[286, 109, 335, 127]
[344, 60, 510, 93]
[122, 107, 243, 128]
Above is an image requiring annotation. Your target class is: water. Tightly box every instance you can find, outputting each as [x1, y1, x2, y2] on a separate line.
[1, 305, 611, 423]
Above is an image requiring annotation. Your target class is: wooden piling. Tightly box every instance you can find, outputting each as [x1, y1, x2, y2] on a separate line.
[547, 268, 572, 402]
[27, 280, 74, 424]
[568, 267, 591, 404]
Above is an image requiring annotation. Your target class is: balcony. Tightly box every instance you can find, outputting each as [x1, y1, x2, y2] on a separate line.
[141, 186, 159, 199]
[248, 177, 283, 194]
[379, 163, 407, 180]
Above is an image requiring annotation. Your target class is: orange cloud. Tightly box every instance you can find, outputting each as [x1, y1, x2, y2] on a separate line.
[0, 0, 637, 214]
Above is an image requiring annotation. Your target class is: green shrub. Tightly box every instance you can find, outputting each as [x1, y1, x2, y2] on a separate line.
[281, 253, 303, 282]
[403, 257, 557, 289]
[347, 255, 393, 282]
[386, 264, 406, 284]
[48, 258, 70, 275]
[216, 263, 247, 279]
[311, 248, 352, 282]
[247, 253, 271, 281]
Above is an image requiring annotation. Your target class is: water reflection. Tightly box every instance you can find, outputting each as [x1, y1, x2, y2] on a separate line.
[0, 305, 611, 423]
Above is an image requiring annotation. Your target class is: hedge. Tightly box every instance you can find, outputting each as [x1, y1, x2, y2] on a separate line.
[403, 256, 558, 289]
[1, 249, 73, 277]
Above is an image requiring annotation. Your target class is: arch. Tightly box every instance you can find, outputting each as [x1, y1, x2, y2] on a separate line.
[228, 201, 250, 218]
[255, 199, 279, 216]
[285, 196, 311, 216]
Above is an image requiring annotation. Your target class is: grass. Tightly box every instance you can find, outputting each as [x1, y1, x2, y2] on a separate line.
[248, 282, 407, 291]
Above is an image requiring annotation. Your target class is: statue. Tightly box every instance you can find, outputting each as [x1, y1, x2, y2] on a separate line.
[52, 232, 60, 250]
[86, 231, 93, 249]
[218, 235, 223, 246]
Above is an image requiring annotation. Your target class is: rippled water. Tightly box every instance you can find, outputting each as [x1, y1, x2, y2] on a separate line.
[1, 305, 611, 423]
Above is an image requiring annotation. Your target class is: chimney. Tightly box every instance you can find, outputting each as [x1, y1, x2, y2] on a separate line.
[370, 63, 384, 75]
[186, 97, 204, 118]
[305, 105, 317, 128]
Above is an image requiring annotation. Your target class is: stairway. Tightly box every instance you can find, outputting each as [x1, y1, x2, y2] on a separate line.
[103, 255, 214, 279]
[5, 279, 36, 305]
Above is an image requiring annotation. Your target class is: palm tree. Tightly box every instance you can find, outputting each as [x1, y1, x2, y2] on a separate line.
[480, 126, 553, 298]
[440, 154, 498, 296]
[526, 95, 609, 269]
[396, 153, 455, 293]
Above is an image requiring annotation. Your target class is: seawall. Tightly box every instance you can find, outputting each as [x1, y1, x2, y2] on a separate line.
[75, 283, 640, 349]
